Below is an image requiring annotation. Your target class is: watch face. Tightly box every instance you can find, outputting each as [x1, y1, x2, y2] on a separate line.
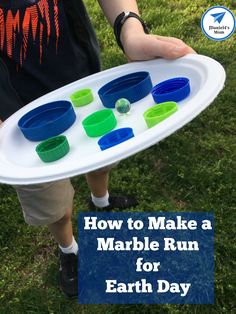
[0, 0, 40, 9]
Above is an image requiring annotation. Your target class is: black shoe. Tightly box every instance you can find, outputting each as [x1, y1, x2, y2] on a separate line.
[59, 251, 78, 298]
[89, 195, 138, 211]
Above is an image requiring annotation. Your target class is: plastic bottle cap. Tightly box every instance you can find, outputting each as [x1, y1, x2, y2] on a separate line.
[36, 135, 70, 163]
[143, 102, 178, 128]
[98, 127, 134, 150]
[98, 71, 153, 108]
[82, 109, 117, 137]
[70, 88, 94, 107]
[18, 101, 76, 142]
[151, 77, 190, 103]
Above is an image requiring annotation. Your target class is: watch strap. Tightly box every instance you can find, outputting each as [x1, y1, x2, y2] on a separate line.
[113, 11, 149, 52]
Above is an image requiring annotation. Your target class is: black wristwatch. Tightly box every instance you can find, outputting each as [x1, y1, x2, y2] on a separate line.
[113, 11, 149, 52]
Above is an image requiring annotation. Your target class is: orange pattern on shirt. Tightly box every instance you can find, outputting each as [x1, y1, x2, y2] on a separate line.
[0, 0, 59, 65]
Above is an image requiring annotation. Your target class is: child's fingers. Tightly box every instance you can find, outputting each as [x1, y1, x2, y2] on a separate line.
[145, 36, 195, 59]
[155, 35, 187, 46]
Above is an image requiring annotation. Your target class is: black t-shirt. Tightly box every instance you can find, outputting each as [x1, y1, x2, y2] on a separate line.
[0, 0, 100, 105]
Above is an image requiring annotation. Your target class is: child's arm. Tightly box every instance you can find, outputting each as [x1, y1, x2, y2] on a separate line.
[98, 0, 196, 61]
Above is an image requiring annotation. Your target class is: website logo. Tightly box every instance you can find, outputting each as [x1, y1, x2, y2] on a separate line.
[201, 6, 235, 41]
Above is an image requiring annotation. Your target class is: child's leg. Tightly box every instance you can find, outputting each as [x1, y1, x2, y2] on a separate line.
[48, 206, 73, 247]
[86, 163, 138, 210]
[85, 166, 110, 197]
[14, 179, 77, 297]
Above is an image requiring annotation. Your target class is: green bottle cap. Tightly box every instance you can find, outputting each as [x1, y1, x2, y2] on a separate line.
[70, 88, 94, 107]
[143, 101, 178, 128]
[36, 135, 70, 162]
[82, 109, 117, 137]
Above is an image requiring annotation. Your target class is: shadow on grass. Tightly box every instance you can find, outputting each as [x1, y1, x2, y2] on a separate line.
[1, 262, 78, 314]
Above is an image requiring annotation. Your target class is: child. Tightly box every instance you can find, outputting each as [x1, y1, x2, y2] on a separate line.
[0, 0, 195, 297]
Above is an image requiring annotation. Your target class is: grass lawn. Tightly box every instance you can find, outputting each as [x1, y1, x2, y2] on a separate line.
[0, 0, 236, 313]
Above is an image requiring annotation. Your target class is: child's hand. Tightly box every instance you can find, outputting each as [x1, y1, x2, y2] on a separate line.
[122, 33, 196, 62]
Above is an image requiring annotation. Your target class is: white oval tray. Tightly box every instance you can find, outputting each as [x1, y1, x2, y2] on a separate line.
[0, 54, 226, 185]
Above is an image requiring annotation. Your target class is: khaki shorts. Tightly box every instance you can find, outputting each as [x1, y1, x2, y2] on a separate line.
[14, 163, 118, 226]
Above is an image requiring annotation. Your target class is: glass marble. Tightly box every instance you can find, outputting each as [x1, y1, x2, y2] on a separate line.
[115, 98, 131, 114]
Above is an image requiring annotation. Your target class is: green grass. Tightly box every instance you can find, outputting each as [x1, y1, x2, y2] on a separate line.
[0, 0, 236, 313]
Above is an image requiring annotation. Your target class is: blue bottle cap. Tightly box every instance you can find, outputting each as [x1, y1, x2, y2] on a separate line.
[98, 71, 153, 108]
[98, 127, 134, 150]
[151, 77, 190, 103]
[18, 101, 76, 142]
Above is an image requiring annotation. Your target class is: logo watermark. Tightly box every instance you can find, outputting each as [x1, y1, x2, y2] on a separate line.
[201, 6, 235, 41]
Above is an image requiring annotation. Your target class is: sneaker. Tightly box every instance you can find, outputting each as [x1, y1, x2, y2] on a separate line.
[59, 251, 78, 298]
[89, 195, 138, 211]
